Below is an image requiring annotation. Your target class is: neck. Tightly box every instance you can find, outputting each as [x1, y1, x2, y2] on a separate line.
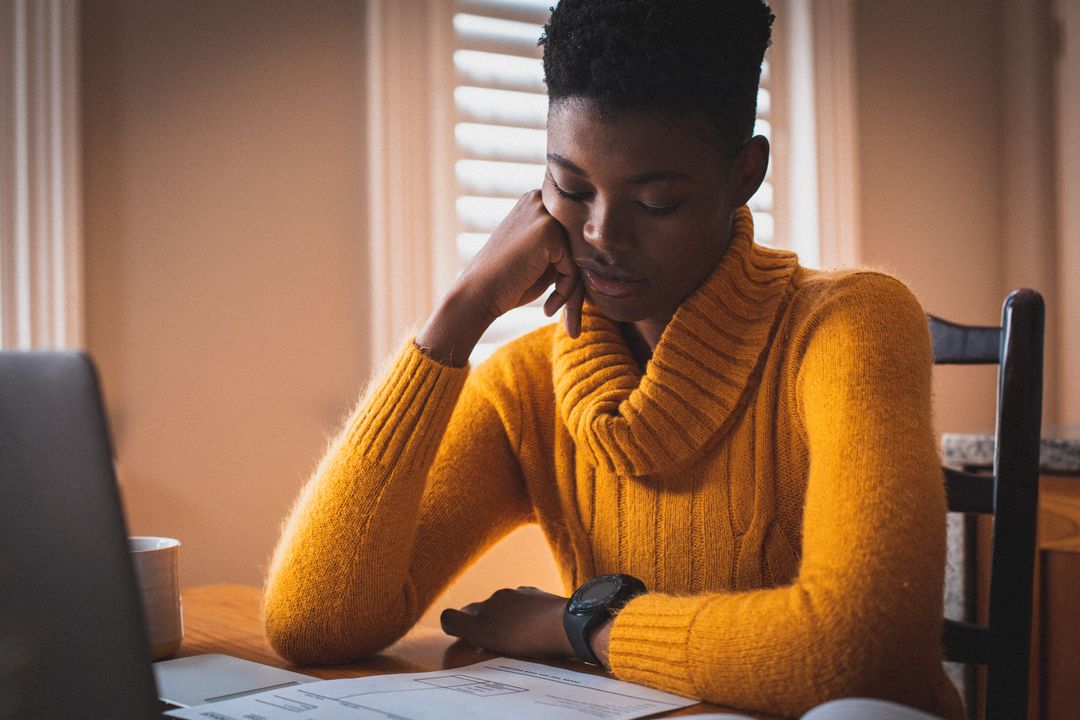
[622, 321, 661, 368]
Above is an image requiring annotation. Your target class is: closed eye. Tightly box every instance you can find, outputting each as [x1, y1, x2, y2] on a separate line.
[548, 174, 591, 202]
[549, 172, 681, 215]
[637, 202, 681, 216]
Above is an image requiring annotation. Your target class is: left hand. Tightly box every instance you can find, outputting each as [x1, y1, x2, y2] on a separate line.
[440, 586, 575, 659]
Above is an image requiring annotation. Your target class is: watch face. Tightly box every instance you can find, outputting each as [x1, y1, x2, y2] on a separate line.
[579, 577, 618, 603]
[570, 575, 620, 613]
[569, 574, 646, 615]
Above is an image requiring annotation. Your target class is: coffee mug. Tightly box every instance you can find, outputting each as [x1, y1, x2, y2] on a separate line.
[129, 536, 183, 659]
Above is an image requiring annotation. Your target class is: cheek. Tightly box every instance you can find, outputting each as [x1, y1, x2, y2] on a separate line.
[540, 187, 583, 236]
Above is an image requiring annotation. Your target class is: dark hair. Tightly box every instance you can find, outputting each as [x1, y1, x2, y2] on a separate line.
[540, 0, 774, 149]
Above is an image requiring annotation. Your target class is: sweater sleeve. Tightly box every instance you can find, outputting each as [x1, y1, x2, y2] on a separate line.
[263, 340, 533, 664]
[607, 276, 962, 719]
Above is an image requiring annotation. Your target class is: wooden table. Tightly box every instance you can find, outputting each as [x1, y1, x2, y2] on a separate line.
[176, 584, 771, 718]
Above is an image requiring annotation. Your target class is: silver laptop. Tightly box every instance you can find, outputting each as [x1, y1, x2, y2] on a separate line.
[0, 351, 313, 719]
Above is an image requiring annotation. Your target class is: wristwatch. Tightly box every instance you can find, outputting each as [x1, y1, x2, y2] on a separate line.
[563, 574, 646, 666]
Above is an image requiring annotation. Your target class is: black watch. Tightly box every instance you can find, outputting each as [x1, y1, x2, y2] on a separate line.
[563, 574, 646, 666]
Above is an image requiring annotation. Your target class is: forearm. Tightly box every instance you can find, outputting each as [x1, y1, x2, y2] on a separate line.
[264, 344, 470, 662]
[416, 282, 495, 368]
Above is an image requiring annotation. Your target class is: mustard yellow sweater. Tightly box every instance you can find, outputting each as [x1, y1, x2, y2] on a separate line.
[264, 208, 964, 719]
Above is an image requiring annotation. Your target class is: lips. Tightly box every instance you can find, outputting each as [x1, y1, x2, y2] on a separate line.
[576, 260, 646, 299]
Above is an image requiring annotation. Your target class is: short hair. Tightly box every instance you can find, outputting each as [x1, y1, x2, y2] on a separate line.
[540, 0, 774, 149]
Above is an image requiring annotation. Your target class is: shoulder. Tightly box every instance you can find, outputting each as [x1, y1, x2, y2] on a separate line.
[782, 268, 934, 399]
[792, 267, 925, 322]
[788, 267, 930, 353]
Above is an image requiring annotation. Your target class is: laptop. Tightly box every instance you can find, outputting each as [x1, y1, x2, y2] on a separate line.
[0, 351, 313, 719]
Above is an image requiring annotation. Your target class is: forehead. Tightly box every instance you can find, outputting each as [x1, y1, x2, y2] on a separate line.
[545, 98, 728, 175]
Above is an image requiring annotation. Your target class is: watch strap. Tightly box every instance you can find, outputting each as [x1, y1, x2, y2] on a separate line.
[563, 605, 605, 665]
[563, 574, 646, 666]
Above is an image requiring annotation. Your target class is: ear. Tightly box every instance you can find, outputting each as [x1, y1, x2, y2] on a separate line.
[726, 135, 770, 208]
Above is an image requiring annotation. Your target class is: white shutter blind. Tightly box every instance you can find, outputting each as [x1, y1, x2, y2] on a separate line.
[450, 0, 550, 363]
[448, 0, 779, 362]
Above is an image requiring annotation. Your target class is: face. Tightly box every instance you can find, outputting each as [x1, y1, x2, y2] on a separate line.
[543, 98, 764, 345]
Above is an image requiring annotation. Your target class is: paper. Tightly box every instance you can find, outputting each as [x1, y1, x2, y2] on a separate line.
[164, 657, 696, 720]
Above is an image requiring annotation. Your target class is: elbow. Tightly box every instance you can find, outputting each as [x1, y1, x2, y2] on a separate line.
[263, 595, 355, 665]
[796, 588, 943, 710]
[264, 611, 327, 666]
[262, 581, 416, 665]
[263, 603, 399, 666]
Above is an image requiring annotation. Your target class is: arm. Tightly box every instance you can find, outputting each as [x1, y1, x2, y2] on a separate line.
[264, 191, 584, 663]
[263, 343, 532, 663]
[604, 277, 951, 717]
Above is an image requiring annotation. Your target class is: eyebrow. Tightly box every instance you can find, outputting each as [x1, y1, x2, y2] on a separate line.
[546, 153, 693, 184]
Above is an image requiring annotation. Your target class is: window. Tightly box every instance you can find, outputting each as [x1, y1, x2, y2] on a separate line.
[447, 1, 551, 362]
[444, 1, 786, 367]
[445, 0, 783, 362]
[364, 0, 858, 368]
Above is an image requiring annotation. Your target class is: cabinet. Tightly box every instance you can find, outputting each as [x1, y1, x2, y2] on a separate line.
[941, 434, 1080, 720]
[1033, 475, 1080, 720]
[969, 474, 1080, 720]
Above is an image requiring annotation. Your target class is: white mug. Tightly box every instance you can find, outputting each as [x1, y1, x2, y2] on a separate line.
[129, 536, 183, 659]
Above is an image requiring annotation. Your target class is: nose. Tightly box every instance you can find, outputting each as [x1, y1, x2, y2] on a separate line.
[583, 199, 631, 251]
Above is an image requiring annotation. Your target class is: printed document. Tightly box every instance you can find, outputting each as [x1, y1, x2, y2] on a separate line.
[164, 657, 697, 720]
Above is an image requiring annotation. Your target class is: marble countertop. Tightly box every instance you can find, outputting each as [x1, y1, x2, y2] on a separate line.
[941, 433, 1080, 475]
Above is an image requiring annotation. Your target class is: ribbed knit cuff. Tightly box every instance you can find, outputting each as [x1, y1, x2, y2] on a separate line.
[345, 339, 469, 468]
[609, 593, 709, 699]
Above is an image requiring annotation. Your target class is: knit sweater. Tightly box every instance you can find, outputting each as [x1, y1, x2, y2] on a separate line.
[264, 208, 964, 720]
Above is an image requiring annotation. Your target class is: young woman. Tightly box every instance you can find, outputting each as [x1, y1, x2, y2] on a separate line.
[264, 2, 964, 718]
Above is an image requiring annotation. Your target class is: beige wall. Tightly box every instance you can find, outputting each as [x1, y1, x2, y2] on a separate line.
[854, 0, 1066, 435]
[79, 0, 1074, 612]
[1056, 0, 1080, 431]
[82, 0, 369, 586]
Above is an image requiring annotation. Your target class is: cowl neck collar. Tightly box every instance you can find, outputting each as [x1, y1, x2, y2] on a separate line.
[552, 207, 799, 477]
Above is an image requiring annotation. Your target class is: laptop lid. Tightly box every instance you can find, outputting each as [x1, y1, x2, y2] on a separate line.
[0, 351, 160, 720]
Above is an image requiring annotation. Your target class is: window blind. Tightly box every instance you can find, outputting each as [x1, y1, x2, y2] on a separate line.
[449, 0, 777, 362]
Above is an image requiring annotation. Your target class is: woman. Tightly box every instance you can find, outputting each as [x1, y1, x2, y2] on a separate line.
[264, 1, 964, 717]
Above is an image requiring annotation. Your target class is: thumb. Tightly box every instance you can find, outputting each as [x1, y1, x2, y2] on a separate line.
[440, 608, 473, 639]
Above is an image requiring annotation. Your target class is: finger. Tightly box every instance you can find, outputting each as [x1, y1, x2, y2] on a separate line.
[546, 232, 577, 279]
[543, 269, 580, 318]
[563, 280, 586, 338]
[521, 267, 558, 309]
[440, 608, 473, 638]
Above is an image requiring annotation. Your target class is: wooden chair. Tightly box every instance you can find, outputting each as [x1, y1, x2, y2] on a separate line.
[929, 289, 1044, 720]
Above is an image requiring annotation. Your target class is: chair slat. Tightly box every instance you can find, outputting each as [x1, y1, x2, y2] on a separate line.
[928, 315, 1001, 364]
[943, 618, 990, 664]
[943, 467, 995, 514]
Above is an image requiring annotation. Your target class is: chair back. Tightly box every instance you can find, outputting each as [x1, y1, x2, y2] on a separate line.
[929, 288, 1044, 720]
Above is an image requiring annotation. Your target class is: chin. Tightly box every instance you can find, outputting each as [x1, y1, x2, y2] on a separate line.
[584, 293, 653, 324]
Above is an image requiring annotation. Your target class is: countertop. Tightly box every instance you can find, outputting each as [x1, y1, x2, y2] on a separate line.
[941, 433, 1080, 475]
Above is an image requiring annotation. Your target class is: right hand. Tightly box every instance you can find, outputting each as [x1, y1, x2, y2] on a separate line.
[460, 190, 584, 333]
[416, 191, 584, 365]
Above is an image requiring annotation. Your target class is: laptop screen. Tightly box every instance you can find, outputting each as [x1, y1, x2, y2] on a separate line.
[0, 351, 161, 720]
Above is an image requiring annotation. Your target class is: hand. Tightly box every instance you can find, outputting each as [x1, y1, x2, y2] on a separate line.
[416, 191, 584, 366]
[439, 586, 575, 660]
[461, 190, 585, 335]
